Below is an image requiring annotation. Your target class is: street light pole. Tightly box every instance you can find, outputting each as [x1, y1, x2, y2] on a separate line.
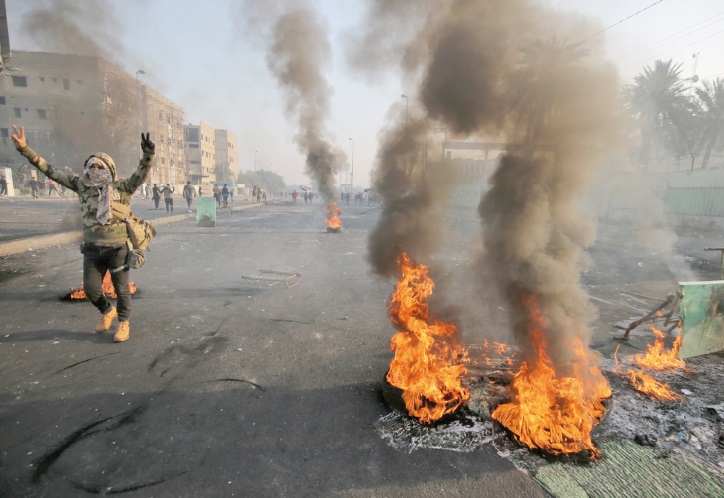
[349, 137, 354, 193]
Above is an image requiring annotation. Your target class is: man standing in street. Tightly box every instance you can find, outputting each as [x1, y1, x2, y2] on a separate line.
[213, 184, 221, 206]
[221, 184, 230, 208]
[28, 177, 39, 198]
[10, 124, 155, 343]
[183, 181, 196, 212]
[152, 184, 161, 209]
[161, 183, 175, 212]
[47, 179, 61, 196]
[0, 173, 7, 195]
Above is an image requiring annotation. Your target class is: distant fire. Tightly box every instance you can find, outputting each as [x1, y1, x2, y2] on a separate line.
[69, 272, 137, 300]
[491, 293, 611, 457]
[386, 253, 469, 423]
[325, 201, 342, 229]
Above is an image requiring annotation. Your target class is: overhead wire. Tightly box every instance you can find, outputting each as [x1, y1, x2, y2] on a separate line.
[582, 0, 666, 42]
[623, 28, 724, 71]
[613, 13, 724, 62]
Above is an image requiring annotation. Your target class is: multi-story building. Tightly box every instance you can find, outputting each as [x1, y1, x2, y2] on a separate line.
[0, 50, 185, 185]
[214, 129, 238, 184]
[184, 122, 216, 189]
[142, 86, 185, 185]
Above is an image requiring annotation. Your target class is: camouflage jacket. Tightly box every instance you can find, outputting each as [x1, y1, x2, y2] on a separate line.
[17, 145, 154, 243]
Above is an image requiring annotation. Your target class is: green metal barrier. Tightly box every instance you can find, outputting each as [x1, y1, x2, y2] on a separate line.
[196, 197, 216, 227]
[679, 280, 724, 358]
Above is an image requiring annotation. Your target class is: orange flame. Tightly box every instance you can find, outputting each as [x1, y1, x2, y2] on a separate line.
[627, 369, 682, 401]
[70, 272, 137, 300]
[325, 201, 342, 229]
[491, 294, 611, 457]
[632, 326, 685, 371]
[386, 253, 469, 423]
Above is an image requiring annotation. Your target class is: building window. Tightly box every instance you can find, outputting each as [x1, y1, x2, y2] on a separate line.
[189, 143, 199, 148]
[0, 96, 4, 105]
[0, 128, 8, 138]
[13, 107, 21, 118]
[11, 76, 28, 87]
[63, 79, 70, 90]
[36, 109, 47, 119]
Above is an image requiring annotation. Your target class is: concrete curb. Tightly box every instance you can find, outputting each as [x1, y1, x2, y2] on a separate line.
[0, 202, 264, 257]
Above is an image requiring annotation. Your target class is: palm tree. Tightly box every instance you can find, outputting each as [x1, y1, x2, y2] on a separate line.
[511, 37, 591, 144]
[624, 59, 690, 172]
[693, 78, 724, 169]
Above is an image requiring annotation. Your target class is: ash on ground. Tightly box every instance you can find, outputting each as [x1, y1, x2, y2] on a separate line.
[374, 347, 724, 478]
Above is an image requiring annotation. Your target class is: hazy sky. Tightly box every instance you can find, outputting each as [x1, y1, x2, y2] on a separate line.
[7, 0, 724, 187]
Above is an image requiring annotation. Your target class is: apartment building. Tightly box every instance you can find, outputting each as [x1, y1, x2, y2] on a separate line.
[0, 51, 185, 185]
[142, 86, 185, 185]
[214, 129, 238, 184]
[184, 122, 216, 189]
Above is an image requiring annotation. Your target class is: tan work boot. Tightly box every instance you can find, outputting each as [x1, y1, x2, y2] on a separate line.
[114, 321, 130, 343]
[95, 307, 118, 334]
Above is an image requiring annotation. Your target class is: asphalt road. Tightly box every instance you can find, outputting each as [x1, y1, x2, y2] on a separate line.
[0, 202, 546, 497]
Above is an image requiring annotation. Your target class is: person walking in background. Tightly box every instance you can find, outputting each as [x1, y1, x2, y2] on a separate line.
[152, 184, 161, 209]
[256, 188, 263, 203]
[28, 177, 40, 198]
[252, 185, 258, 203]
[161, 183, 175, 212]
[145, 182, 150, 201]
[183, 181, 196, 213]
[213, 184, 221, 206]
[10, 124, 155, 343]
[229, 187, 234, 203]
[0, 174, 7, 195]
[291, 190, 298, 204]
[198, 185, 203, 197]
[221, 184, 230, 207]
[47, 178, 61, 196]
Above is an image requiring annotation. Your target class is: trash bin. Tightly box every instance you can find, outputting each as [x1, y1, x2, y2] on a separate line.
[196, 197, 216, 227]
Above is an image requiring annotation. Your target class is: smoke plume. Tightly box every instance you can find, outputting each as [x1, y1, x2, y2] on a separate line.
[245, 1, 343, 203]
[18, 0, 138, 173]
[356, 0, 621, 370]
[20, 0, 124, 58]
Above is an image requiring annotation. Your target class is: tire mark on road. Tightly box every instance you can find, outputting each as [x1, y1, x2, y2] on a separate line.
[53, 352, 120, 374]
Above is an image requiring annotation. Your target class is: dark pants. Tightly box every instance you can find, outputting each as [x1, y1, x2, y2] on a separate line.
[222, 195, 228, 207]
[186, 197, 193, 209]
[165, 198, 173, 212]
[154, 197, 160, 209]
[82, 243, 131, 322]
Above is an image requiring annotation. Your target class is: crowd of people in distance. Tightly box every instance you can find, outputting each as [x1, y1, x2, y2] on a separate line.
[2, 166, 382, 208]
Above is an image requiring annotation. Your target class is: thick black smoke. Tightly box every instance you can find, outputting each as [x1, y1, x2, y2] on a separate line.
[21, 0, 123, 58]
[18, 0, 137, 174]
[353, 0, 621, 370]
[242, 1, 343, 203]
